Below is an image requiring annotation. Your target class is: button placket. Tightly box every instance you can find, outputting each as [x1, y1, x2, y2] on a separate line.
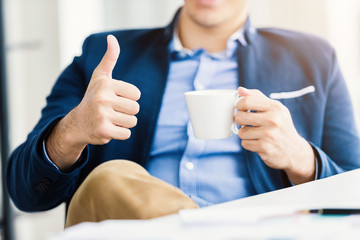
[179, 121, 206, 195]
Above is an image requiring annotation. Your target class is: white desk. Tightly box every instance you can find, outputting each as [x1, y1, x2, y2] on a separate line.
[49, 169, 360, 240]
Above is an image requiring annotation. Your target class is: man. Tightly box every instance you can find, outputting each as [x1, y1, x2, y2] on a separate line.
[6, 0, 360, 227]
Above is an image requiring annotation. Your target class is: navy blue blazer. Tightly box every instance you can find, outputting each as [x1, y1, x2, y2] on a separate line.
[6, 17, 360, 211]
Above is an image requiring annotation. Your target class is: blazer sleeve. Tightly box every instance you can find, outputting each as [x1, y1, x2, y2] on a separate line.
[312, 49, 360, 178]
[6, 37, 94, 212]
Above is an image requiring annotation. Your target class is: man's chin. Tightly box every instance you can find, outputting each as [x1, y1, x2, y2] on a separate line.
[191, 16, 223, 29]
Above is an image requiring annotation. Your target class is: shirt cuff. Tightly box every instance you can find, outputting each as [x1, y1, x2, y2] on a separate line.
[42, 140, 84, 173]
[314, 155, 320, 180]
[42, 140, 60, 171]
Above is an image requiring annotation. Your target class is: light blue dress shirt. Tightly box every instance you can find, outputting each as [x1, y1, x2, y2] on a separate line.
[146, 30, 257, 207]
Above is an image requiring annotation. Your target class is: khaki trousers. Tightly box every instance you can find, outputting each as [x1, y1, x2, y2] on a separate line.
[65, 160, 198, 228]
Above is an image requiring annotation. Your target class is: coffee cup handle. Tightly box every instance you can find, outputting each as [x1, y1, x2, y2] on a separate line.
[231, 122, 239, 135]
[231, 95, 243, 135]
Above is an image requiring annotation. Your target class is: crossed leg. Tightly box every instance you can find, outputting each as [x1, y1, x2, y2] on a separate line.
[65, 160, 198, 228]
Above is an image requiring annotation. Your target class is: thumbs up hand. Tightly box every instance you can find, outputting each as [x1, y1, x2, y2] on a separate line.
[45, 35, 141, 171]
[77, 35, 141, 144]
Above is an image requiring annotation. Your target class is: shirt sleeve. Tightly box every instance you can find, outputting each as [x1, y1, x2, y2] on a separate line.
[42, 140, 60, 171]
[42, 140, 85, 173]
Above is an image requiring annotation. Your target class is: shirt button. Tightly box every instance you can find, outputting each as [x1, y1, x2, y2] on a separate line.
[178, 52, 187, 58]
[185, 162, 194, 170]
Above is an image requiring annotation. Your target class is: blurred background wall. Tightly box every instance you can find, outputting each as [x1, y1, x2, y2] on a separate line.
[3, 0, 360, 239]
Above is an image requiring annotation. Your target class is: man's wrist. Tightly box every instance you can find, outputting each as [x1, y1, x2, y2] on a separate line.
[285, 139, 316, 185]
[46, 111, 87, 171]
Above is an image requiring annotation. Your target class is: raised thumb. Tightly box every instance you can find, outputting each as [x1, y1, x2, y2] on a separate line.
[94, 35, 120, 78]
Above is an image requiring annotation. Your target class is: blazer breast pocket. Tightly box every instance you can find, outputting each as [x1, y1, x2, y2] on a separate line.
[269, 85, 320, 137]
[269, 86, 315, 100]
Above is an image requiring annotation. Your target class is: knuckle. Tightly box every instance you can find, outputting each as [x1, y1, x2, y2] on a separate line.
[96, 124, 110, 139]
[259, 153, 269, 162]
[241, 139, 254, 151]
[237, 130, 244, 139]
[237, 127, 247, 139]
[271, 99, 284, 111]
[121, 99, 140, 115]
[131, 101, 140, 115]
[263, 129, 276, 141]
[132, 87, 141, 101]
[130, 116, 138, 128]
[122, 82, 141, 101]
[282, 105, 291, 116]
[127, 84, 141, 100]
[259, 141, 274, 157]
[267, 114, 281, 127]
[242, 97, 251, 108]
[119, 128, 131, 140]
[258, 140, 269, 152]
[123, 115, 137, 128]
[234, 113, 242, 125]
[241, 140, 248, 149]
[93, 115, 109, 133]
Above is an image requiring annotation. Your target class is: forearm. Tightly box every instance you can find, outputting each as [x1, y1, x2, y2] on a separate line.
[46, 107, 87, 171]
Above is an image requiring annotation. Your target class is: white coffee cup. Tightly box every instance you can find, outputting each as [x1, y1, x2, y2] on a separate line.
[184, 89, 241, 139]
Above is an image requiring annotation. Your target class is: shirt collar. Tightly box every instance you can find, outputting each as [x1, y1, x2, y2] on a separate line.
[170, 21, 248, 59]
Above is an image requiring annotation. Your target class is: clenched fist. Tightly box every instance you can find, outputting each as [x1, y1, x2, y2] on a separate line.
[235, 87, 315, 185]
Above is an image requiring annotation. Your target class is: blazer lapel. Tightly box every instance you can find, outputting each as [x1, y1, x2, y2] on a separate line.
[237, 23, 288, 194]
[111, 13, 178, 166]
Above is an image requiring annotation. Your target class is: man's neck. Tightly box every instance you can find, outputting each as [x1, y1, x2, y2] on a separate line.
[178, 10, 247, 53]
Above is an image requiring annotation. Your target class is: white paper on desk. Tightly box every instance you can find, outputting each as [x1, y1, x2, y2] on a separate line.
[179, 206, 298, 225]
